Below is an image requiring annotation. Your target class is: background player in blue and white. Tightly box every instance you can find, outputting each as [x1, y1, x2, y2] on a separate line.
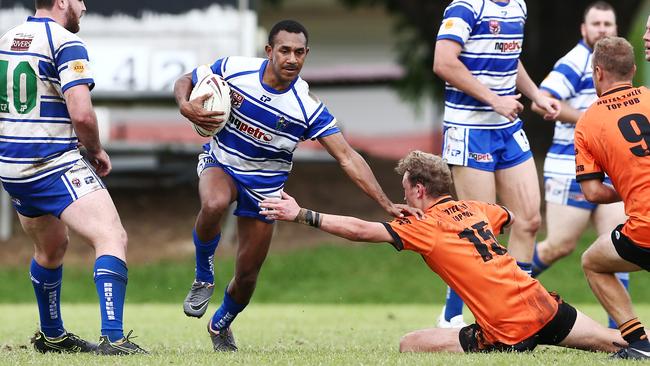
[0, 0, 145, 355]
[530, 1, 628, 329]
[433, 0, 560, 327]
[174, 20, 420, 352]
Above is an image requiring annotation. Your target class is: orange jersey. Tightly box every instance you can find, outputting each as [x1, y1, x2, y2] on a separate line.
[575, 85, 650, 248]
[385, 196, 558, 346]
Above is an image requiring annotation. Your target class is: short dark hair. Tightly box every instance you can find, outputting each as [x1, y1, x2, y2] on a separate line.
[268, 20, 309, 46]
[35, 0, 55, 10]
[583, 1, 615, 22]
[395, 151, 452, 197]
[593, 36, 635, 81]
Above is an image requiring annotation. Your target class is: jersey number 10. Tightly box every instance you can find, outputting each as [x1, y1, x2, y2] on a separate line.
[0, 60, 37, 115]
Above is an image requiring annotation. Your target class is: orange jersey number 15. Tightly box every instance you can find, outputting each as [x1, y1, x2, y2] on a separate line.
[458, 221, 507, 262]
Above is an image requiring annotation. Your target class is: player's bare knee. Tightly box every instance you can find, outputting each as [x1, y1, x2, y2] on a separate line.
[399, 332, 419, 352]
[548, 241, 576, 259]
[201, 197, 230, 217]
[115, 227, 128, 251]
[398, 338, 410, 353]
[515, 211, 541, 234]
[528, 212, 542, 233]
[580, 250, 596, 272]
[98, 226, 128, 254]
[34, 238, 68, 266]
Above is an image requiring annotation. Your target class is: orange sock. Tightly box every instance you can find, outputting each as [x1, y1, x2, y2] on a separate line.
[619, 318, 648, 344]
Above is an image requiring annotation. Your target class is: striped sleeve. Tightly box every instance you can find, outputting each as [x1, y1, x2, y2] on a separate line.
[210, 57, 225, 77]
[305, 106, 339, 140]
[540, 56, 584, 100]
[55, 40, 94, 93]
[436, 0, 480, 45]
[192, 58, 226, 85]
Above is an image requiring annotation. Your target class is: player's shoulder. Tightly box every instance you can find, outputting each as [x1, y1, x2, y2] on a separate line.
[463, 199, 492, 212]
[638, 86, 650, 103]
[47, 22, 85, 48]
[558, 41, 591, 67]
[578, 100, 603, 128]
[445, 0, 483, 12]
[464, 200, 507, 218]
[292, 77, 325, 111]
[639, 86, 650, 96]
[221, 56, 265, 77]
[437, 198, 480, 216]
[0, 22, 23, 42]
[512, 0, 527, 14]
[459, 199, 483, 207]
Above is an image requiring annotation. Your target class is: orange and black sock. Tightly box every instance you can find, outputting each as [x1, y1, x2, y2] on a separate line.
[619, 318, 648, 344]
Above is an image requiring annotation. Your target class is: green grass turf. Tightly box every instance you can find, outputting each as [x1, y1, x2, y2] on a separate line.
[0, 303, 641, 365]
[0, 233, 648, 304]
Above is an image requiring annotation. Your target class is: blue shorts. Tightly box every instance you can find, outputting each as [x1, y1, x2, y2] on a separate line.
[197, 152, 278, 224]
[442, 122, 533, 172]
[2, 159, 106, 218]
[544, 176, 613, 211]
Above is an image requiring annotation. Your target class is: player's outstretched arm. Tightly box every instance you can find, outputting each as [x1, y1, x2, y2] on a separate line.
[173, 72, 223, 130]
[516, 62, 560, 120]
[579, 179, 622, 204]
[318, 133, 422, 219]
[260, 192, 394, 244]
[434, 40, 523, 122]
[64, 84, 111, 176]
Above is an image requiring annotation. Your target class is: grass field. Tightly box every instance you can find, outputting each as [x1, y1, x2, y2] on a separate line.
[1, 234, 648, 364]
[1, 235, 648, 305]
[0, 303, 642, 365]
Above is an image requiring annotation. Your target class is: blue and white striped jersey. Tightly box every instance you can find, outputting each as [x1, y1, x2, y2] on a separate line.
[192, 56, 339, 197]
[437, 0, 527, 129]
[540, 41, 595, 179]
[0, 17, 94, 184]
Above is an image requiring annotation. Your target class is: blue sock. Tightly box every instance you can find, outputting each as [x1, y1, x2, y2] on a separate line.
[531, 244, 548, 277]
[94, 255, 127, 342]
[444, 287, 464, 321]
[517, 261, 533, 276]
[193, 229, 220, 283]
[30, 259, 65, 338]
[608, 272, 631, 329]
[210, 289, 247, 331]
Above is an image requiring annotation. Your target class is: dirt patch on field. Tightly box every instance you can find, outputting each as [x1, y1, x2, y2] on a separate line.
[0, 156, 404, 266]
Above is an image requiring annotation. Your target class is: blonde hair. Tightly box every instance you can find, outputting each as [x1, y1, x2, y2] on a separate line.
[395, 151, 452, 197]
[593, 36, 635, 80]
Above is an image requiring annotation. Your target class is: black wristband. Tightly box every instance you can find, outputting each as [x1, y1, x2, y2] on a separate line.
[296, 208, 321, 228]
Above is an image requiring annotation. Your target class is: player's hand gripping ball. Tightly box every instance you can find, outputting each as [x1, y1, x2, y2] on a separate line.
[189, 66, 232, 137]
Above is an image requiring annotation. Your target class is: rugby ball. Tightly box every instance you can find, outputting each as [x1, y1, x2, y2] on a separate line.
[189, 66, 232, 137]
